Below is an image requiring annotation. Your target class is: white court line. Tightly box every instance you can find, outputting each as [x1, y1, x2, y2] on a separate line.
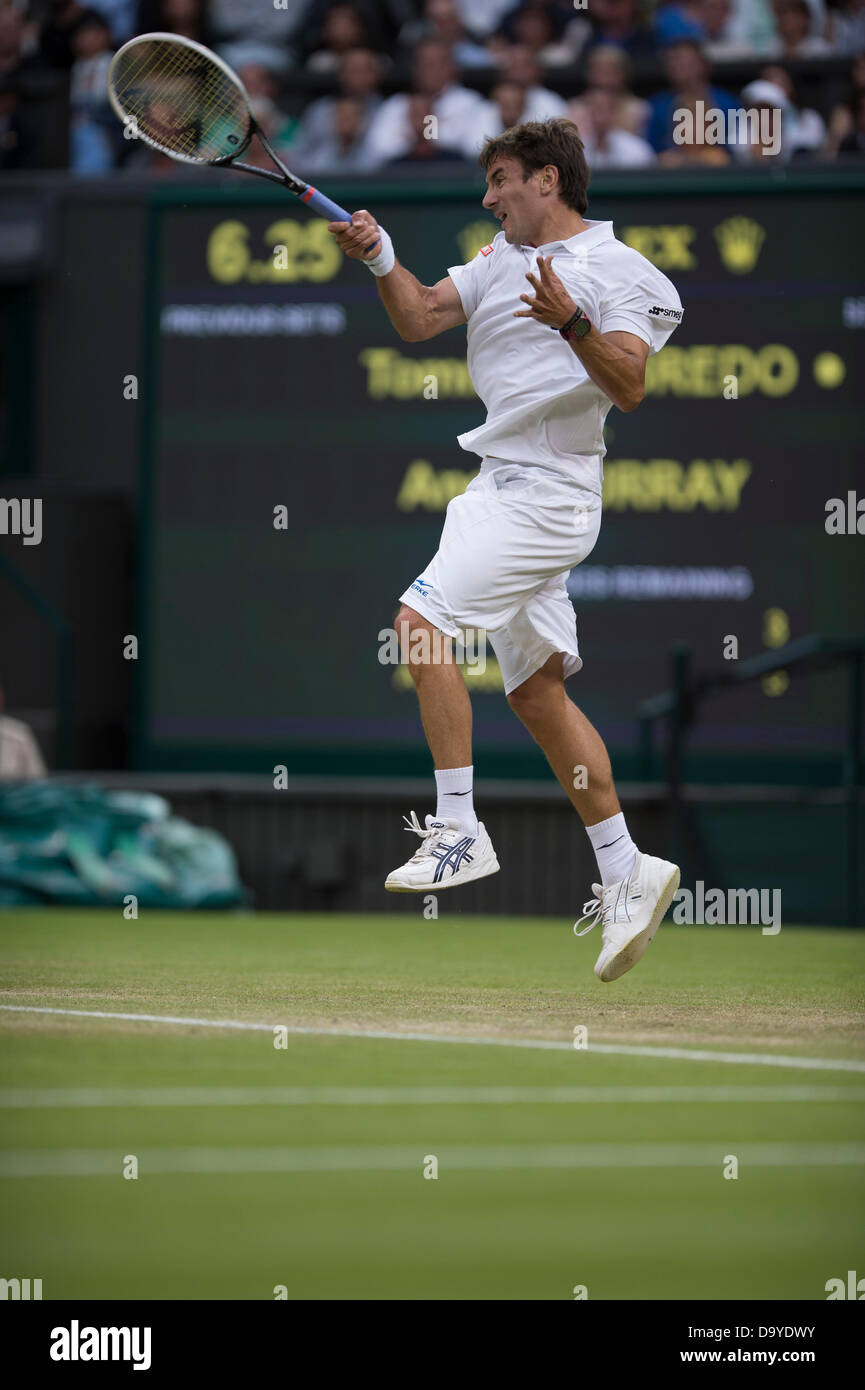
[1, 1084, 863, 1108]
[1, 1142, 863, 1179]
[2, 1004, 864, 1074]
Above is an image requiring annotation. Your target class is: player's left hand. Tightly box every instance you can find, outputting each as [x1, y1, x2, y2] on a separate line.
[514, 255, 576, 328]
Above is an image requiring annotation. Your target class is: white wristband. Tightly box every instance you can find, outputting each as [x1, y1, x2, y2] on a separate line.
[363, 224, 395, 277]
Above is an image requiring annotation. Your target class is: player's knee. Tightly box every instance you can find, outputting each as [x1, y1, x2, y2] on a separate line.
[394, 604, 428, 644]
[507, 680, 560, 729]
[394, 605, 439, 677]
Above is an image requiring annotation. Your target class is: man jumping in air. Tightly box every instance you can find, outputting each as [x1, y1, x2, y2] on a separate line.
[329, 119, 684, 982]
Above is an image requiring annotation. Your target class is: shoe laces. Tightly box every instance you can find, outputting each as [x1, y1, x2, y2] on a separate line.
[402, 810, 450, 863]
[573, 883, 610, 938]
[574, 872, 642, 938]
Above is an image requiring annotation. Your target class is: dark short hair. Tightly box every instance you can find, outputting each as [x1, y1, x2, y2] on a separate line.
[478, 118, 590, 215]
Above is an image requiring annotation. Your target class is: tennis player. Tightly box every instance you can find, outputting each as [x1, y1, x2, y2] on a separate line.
[329, 119, 684, 982]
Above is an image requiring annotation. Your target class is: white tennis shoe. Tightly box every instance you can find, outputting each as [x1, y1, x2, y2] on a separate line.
[575, 851, 680, 982]
[384, 811, 500, 893]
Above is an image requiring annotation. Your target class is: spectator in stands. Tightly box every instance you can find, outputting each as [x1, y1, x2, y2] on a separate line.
[68, 8, 115, 174]
[489, 78, 528, 131]
[502, 1, 582, 64]
[303, 0, 395, 56]
[0, 78, 33, 167]
[0, 3, 27, 80]
[760, 62, 826, 152]
[454, 0, 518, 40]
[826, 50, 865, 153]
[697, 0, 754, 57]
[135, 0, 209, 43]
[235, 63, 299, 165]
[838, 84, 865, 152]
[829, 0, 865, 53]
[733, 77, 796, 159]
[664, 0, 833, 54]
[362, 36, 492, 163]
[653, 0, 706, 46]
[495, 44, 568, 119]
[487, 69, 568, 134]
[646, 38, 738, 153]
[388, 90, 468, 162]
[291, 47, 383, 165]
[0, 683, 46, 781]
[209, 0, 309, 71]
[300, 93, 380, 168]
[404, 0, 490, 67]
[582, 0, 658, 59]
[654, 0, 811, 52]
[726, 0, 779, 52]
[84, 0, 135, 43]
[39, 1, 89, 68]
[569, 43, 649, 138]
[657, 108, 732, 161]
[579, 84, 656, 165]
[306, 3, 370, 72]
[767, 0, 833, 55]
[493, 0, 582, 51]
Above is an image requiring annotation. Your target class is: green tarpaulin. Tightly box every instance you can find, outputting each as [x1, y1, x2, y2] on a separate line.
[0, 782, 248, 908]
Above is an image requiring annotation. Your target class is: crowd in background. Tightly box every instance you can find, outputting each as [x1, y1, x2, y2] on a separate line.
[1, 0, 864, 172]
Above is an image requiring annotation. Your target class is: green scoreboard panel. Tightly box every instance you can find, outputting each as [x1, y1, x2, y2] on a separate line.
[138, 174, 865, 776]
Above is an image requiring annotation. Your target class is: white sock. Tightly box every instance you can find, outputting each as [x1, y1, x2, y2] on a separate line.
[586, 813, 637, 888]
[434, 765, 478, 835]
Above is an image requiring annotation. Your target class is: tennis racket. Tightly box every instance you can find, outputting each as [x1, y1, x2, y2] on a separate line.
[107, 32, 379, 250]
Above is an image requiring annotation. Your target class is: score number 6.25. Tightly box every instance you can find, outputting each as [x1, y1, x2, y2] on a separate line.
[206, 219, 342, 284]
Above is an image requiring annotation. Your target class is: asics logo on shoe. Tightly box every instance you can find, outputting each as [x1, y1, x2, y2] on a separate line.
[431, 837, 475, 882]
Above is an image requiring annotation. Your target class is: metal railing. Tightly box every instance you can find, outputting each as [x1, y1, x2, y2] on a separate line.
[637, 636, 865, 926]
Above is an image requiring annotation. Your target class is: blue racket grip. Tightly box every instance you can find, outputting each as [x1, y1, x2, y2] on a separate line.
[300, 185, 353, 221]
[300, 185, 381, 254]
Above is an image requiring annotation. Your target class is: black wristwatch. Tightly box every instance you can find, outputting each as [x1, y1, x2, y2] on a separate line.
[558, 307, 591, 342]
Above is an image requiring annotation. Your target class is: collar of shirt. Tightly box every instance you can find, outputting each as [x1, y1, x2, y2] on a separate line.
[519, 220, 615, 257]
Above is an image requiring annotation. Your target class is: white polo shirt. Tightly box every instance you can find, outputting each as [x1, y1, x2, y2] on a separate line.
[447, 220, 683, 494]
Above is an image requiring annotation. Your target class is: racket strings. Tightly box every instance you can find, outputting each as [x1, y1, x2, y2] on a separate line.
[111, 39, 250, 163]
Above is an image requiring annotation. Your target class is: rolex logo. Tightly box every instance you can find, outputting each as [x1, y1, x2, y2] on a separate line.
[714, 216, 766, 274]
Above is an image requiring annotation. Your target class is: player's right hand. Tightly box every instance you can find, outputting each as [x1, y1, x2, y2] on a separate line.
[327, 209, 381, 260]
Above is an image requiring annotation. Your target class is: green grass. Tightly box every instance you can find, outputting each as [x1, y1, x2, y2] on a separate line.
[1, 910, 863, 1300]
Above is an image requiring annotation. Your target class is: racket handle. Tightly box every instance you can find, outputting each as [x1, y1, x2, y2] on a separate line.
[300, 184, 382, 255]
[299, 186, 353, 222]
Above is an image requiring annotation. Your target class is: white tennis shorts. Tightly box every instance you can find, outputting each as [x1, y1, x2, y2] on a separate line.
[399, 456, 602, 695]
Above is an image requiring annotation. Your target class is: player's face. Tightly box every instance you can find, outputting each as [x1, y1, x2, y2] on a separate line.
[482, 157, 543, 245]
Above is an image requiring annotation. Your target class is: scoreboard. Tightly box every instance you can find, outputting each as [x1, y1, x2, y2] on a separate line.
[137, 173, 865, 777]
